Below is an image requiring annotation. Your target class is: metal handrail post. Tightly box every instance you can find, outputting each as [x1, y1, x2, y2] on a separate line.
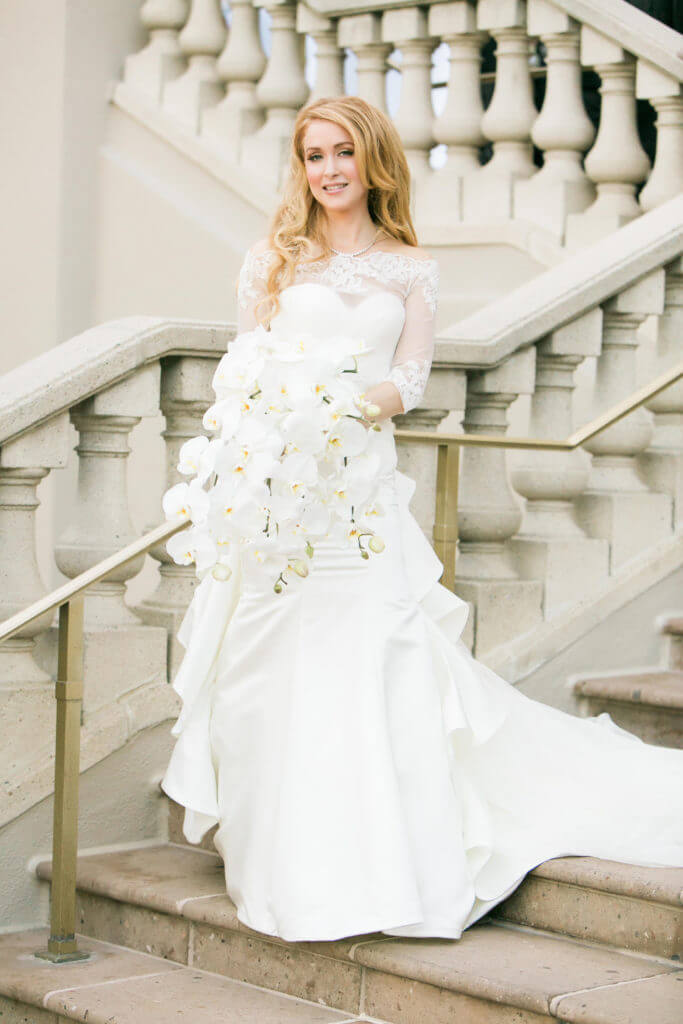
[34, 597, 91, 963]
[434, 442, 460, 591]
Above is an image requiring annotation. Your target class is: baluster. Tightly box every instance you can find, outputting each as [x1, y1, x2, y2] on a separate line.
[298, 8, 344, 101]
[637, 61, 683, 212]
[638, 256, 683, 528]
[566, 29, 650, 247]
[124, 0, 189, 103]
[417, 2, 486, 225]
[201, 0, 266, 153]
[515, 0, 595, 240]
[338, 13, 392, 112]
[577, 271, 671, 572]
[381, 6, 437, 182]
[241, 0, 310, 188]
[135, 356, 218, 677]
[509, 310, 609, 615]
[0, 417, 69, 690]
[162, 0, 227, 131]
[463, 0, 537, 221]
[55, 366, 160, 627]
[455, 349, 543, 656]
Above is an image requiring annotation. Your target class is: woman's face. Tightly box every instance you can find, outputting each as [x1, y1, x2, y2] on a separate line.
[302, 119, 367, 213]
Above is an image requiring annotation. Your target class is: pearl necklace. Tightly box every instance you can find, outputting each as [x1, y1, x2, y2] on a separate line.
[329, 230, 381, 258]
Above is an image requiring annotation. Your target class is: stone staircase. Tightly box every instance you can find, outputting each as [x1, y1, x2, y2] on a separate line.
[573, 613, 683, 748]
[0, 834, 677, 1024]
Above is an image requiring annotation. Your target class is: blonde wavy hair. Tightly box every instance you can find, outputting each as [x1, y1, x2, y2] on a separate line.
[250, 95, 418, 327]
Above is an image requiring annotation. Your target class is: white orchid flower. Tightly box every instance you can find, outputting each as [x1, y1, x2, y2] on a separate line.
[166, 525, 217, 569]
[177, 436, 223, 484]
[162, 478, 210, 523]
[326, 416, 369, 458]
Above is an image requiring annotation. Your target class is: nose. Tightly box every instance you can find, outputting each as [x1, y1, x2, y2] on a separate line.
[321, 152, 341, 178]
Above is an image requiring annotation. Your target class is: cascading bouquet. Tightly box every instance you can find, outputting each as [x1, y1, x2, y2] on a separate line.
[162, 324, 393, 593]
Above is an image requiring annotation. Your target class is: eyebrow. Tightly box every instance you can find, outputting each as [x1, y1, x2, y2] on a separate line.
[305, 141, 354, 154]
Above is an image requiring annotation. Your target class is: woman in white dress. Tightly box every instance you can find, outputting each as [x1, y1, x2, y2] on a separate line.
[161, 96, 683, 943]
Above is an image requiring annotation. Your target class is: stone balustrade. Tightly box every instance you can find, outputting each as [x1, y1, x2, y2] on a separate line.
[0, 199, 680, 823]
[117, 0, 682, 243]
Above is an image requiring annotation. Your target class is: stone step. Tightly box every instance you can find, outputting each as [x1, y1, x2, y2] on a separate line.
[492, 854, 683, 960]
[167, 795, 683, 960]
[659, 614, 683, 671]
[573, 670, 683, 748]
[34, 843, 683, 1024]
[0, 927, 372, 1024]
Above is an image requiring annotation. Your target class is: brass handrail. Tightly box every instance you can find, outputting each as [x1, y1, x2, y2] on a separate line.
[394, 360, 682, 590]
[0, 359, 680, 962]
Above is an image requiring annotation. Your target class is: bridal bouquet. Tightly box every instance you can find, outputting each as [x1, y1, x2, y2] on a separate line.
[162, 324, 392, 593]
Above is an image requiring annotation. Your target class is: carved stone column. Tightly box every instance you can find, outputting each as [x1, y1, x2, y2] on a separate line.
[124, 0, 189, 103]
[338, 13, 392, 113]
[163, 0, 227, 131]
[135, 355, 218, 678]
[464, 0, 537, 221]
[454, 349, 543, 655]
[509, 311, 610, 615]
[566, 29, 650, 247]
[637, 58, 683, 212]
[577, 270, 672, 571]
[240, 0, 310, 188]
[418, 2, 486, 225]
[298, 8, 345, 102]
[201, 0, 266, 154]
[638, 256, 683, 527]
[515, 1, 595, 240]
[381, 6, 437, 184]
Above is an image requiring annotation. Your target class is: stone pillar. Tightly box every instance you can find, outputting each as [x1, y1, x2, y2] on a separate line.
[637, 60, 683, 212]
[135, 355, 218, 678]
[240, 0, 310, 188]
[454, 349, 543, 655]
[338, 13, 392, 113]
[417, 2, 486, 225]
[0, 415, 70, 685]
[0, 415, 70, 778]
[298, 8, 345, 102]
[162, 0, 227, 131]
[381, 6, 437, 183]
[124, 0, 189, 103]
[509, 310, 610, 615]
[566, 28, 650, 247]
[201, 0, 266, 154]
[515, 0, 595, 240]
[463, 0, 537, 220]
[638, 256, 683, 527]
[577, 270, 672, 571]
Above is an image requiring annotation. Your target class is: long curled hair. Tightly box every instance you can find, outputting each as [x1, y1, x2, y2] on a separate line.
[251, 96, 418, 327]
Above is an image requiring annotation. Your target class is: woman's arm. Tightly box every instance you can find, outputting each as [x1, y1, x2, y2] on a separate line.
[358, 256, 439, 424]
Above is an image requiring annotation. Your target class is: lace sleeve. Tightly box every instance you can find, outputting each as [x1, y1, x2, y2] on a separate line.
[384, 257, 439, 414]
[236, 243, 272, 332]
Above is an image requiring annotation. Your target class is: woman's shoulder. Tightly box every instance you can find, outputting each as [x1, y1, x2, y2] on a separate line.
[379, 242, 435, 263]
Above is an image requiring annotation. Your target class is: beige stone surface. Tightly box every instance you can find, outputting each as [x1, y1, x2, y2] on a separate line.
[353, 924, 676, 1016]
[191, 921, 362, 1013]
[552, 970, 683, 1023]
[37, 844, 226, 916]
[44, 966, 353, 1023]
[76, 890, 190, 964]
[0, 928, 181, 1008]
[0, 994, 57, 1023]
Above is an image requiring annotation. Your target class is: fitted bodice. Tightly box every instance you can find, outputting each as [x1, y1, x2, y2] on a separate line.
[270, 281, 407, 387]
[237, 246, 440, 415]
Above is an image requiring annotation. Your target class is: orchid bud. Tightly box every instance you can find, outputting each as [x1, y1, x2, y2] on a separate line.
[305, 541, 314, 558]
[365, 403, 381, 419]
[290, 559, 309, 578]
[360, 550, 370, 560]
[274, 581, 283, 594]
[212, 563, 232, 581]
[368, 535, 385, 553]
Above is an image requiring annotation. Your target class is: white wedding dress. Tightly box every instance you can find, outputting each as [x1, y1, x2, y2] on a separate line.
[161, 244, 683, 943]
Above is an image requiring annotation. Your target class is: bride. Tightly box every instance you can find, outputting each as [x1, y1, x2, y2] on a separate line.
[160, 95, 683, 943]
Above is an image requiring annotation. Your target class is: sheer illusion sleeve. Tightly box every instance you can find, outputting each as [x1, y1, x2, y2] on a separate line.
[383, 257, 439, 414]
[236, 243, 271, 333]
